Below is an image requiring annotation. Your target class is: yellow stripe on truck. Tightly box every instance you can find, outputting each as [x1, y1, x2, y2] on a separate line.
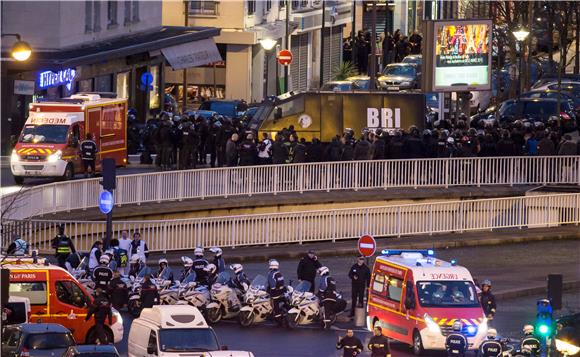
[438, 318, 447, 326]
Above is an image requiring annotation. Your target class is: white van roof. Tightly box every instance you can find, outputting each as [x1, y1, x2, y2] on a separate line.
[138, 305, 208, 329]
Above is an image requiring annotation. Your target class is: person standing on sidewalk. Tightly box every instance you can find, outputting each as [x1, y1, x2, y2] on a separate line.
[297, 249, 321, 293]
[336, 329, 363, 356]
[79, 133, 98, 178]
[51, 225, 76, 269]
[479, 280, 497, 323]
[118, 230, 132, 276]
[368, 326, 391, 357]
[348, 255, 370, 317]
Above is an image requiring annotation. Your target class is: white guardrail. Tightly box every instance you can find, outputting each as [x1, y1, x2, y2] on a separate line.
[2, 156, 580, 221]
[2, 193, 579, 253]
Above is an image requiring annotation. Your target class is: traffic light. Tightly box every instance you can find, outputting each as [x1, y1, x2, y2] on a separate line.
[100, 158, 116, 190]
[535, 298, 553, 338]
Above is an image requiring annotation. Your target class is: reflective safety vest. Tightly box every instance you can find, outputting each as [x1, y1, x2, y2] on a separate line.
[56, 237, 72, 254]
[13, 238, 29, 255]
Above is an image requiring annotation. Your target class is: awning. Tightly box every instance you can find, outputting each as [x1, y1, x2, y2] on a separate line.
[161, 38, 222, 70]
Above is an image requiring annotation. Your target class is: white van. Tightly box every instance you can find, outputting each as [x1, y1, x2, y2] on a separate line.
[128, 305, 254, 357]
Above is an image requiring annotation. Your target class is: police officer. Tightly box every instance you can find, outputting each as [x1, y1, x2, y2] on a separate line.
[128, 255, 144, 279]
[238, 133, 257, 166]
[520, 325, 541, 357]
[267, 259, 287, 325]
[85, 286, 112, 344]
[209, 247, 225, 273]
[480, 279, 497, 323]
[180, 120, 198, 169]
[297, 249, 321, 293]
[108, 271, 128, 310]
[348, 255, 370, 317]
[6, 234, 29, 255]
[480, 328, 502, 357]
[51, 225, 76, 269]
[203, 263, 218, 287]
[368, 326, 391, 357]
[92, 255, 114, 292]
[156, 258, 174, 282]
[336, 329, 363, 357]
[79, 133, 98, 178]
[192, 247, 209, 284]
[445, 321, 468, 357]
[140, 273, 159, 309]
[158, 119, 174, 170]
[230, 264, 250, 293]
[179, 256, 195, 283]
[318, 266, 344, 329]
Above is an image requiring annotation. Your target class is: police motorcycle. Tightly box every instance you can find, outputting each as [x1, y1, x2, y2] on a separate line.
[72, 257, 95, 296]
[286, 280, 321, 329]
[238, 275, 272, 327]
[128, 266, 151, 317]
[156, 279, 182, 305]
[206, 272, 242, 324]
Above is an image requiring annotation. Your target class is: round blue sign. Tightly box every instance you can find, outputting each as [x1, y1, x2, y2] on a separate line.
[99, 190, 114, 214]
[140, 72, 154, 85]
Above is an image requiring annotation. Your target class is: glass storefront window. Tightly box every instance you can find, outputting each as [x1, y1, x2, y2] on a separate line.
[78, 79, 93, 92]
[95, 74, 113, 92]
[116, 72, 129, 99]
[149, 65, 160, 109]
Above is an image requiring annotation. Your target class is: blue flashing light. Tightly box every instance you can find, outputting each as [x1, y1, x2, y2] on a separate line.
[427, 249, 434, 256]
[466, 326, 477, 335]
[450, 259, 457, 266]
[381, 249, 437, 257]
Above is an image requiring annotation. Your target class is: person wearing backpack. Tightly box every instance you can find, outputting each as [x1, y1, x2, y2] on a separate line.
[257, 133, 273, 165]
[109, 238, 129, 275]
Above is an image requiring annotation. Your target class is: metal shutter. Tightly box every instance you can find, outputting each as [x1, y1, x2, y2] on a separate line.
[290, 33, 308, 91]
[322, 25, 343, 84]
[362, 10, 389, 35]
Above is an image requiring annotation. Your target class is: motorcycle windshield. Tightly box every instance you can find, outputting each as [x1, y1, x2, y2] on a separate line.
[77, 256, 88, 270]
[216, 272, 231, 285]
[295, 280, 311, 293]
[137, 266, 152, 278]
[182, 271, 196, 284]
[251, 275, 267, 290]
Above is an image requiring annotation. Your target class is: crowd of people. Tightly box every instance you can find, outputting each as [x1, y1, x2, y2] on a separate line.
[343, 28, 423, 74]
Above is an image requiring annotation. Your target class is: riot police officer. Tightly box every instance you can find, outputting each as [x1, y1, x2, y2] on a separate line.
[51, 225, 76, 269]
[521, 325, 541, 357]
[267, 259, 287, 325]
[92, 255, 114, 292]
[479, 328, 502, 357]
[180, 121, 198, 169]
[230, 264, 250, 293]
[192, 247, 209, 284]
[445, 322, 468, 357]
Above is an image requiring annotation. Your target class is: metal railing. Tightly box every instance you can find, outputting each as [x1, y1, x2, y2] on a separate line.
[2, 156, 579, 220]
[3, 193, 579, 253]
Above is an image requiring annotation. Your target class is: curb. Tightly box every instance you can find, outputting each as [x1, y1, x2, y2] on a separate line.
[494, 280, 580, 301]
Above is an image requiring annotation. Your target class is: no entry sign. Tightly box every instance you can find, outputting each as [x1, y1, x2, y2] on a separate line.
[278, 49, 293, 66]
[358, 235, 376, 257]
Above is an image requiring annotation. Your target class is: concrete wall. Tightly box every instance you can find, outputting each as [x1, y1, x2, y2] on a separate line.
[1, 1, 62, 50]
[225, 44, 252, 101]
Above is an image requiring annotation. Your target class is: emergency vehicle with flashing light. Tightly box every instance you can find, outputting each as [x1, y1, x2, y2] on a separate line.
[11, 93, 127, 184]
[5, 262, 124, 344]
[367, 249, 488, 355]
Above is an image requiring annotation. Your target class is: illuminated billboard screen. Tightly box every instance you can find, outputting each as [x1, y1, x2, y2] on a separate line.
[433, 20, 492, 91]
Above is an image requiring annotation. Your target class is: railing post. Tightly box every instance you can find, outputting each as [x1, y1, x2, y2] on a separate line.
[413, 160, 418, 189]
[326, 163, 331, 192]
[162, 222, 167, 254]
[445, 160, 449, 188]
[396, 206, 401, 237]
[459, 201, 464, 233]
[509, 157, 514, 187]
[178, 171, 184, 201]
[273, 166, 278, 195]
[224, 169, 229, 198]
[576, 156, 580, 186]
[82, 181, 88, 210]
[518, 197, 523, 229]
[543, 157, 548, 186]
[201, 170, 206, 200]
[136, 175, 143, 205]
[67, 182, 72, 212]
[248, 167, 253, 197]
[354, 162, 359, 192]
[429, 204, 433, 235]
[383, 160, 388, 190]
[156, 174, 163, 203]
[299, 165, 304, 194]
[52, 184, 57, 215]
[477, 158, 481, 188]
[332, 210, 337, 243]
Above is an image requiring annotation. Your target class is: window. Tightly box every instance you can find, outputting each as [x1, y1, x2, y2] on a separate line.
[124, 1, 131, 25]
[300, 0, 308, 7]
[107, 1, 118, 27]
[93, 1, 101, 32]
[71, 125, 81, 144]
[279, 0, 285, 8]
[248, 0, 256, 15]
[190, 1, 218, 15]
[387, 277, 403, 302]
[55, 281, 88, 308]
[147, 331, 157, 353]
[116, 72, 130, 99]
[292, 0, 299, 9]
[371, 274, 385, 294]
[85, 1, 93, 33]
[132, 0, 139, 22]
[1, 328, 21, 348]
[265, 0, 272, 12]
[416, 281, 479, 308]
[9, 282, 47, 305]
[158, 328, 220, 352]
[24, 333, 75, 350]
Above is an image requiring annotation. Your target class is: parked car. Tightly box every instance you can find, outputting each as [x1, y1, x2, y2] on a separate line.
[532, 75, 580, 89]
[401, 54, 422, 67]
[63, 344, 120, 357]
[380, 63, 421, 91]
[1, 323, 76, 357]
[520, 90, 580, 115]
[198, 100, 248, 120]
[320, 80, 362, 91]
[345, 75, 384, 90]
[496, 97, 577, 132]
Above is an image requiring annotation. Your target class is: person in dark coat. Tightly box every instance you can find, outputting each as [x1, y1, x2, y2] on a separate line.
[297, 250, 322, 293]
[340, 137, 354, 161]
[388, 131, 405, 159]
[356, 30, 370, 74]
[403, 128, 425, 158]
[409, 30, 422, 54]
[108, 271, 128, 310]
[479, 134, 497, 157]
[306, 138, 323, 162]
[348, 255, 371, 317]
[225, 133, 239, 167]
[272, 135, 289, 164]
[558, 134, 577, 155]
[140, 273, 159, 308]
[495, 131, 516, 156]
[292, 138, 307, 163]
[382, 32, 395, 67]
[85, 287, 112, 344]
[326, 137, 342, 161]
[537, 131, 556, 155]
[370, 133, 385, 160]
[337, 329, 364, 357]
[238, 133, 257, 166]
[368, 326, 391, 357]
[354, 136, 371, 160]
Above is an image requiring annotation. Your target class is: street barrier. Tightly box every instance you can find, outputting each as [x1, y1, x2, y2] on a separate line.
[2, 156, 579, 220]
[3, 193, 579, 253]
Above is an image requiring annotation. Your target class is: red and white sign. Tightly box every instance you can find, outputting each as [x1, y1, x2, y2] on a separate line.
[358, 234, 376, 257]
[278, 49, 293, 66]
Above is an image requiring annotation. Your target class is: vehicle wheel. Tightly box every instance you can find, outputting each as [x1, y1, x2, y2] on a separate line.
[62, 163, 74, 181]
[128, 300, 142, 318]
[86, 327, 114, 344]
[413, 329, 425, 356]
[286, 312, 299, 329]
[13, 176, 24, 185]
[207, 306, 222, 324]
[238, 310, 254, 327]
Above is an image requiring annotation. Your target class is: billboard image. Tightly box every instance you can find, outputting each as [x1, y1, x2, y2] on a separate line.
[433, 20, 492, 91]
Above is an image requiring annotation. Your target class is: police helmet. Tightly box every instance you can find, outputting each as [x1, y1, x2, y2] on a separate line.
[230, 263, 244, 274]
[423, 129, 432, 137]
[181, 256, 193, 268]
[159, 258, 168, 266]
[269, 259, 280, 270]
[452, 321, 463, 332]
[447, 137, 455, 144]
[204, 263, 217, 274]
[482, 279, 492, 287]
[130, 255, 141, 264]
[487, 328, 497, 339]
[209, 247, 223, 257]
[523, 325, 534, 334]
[318, 266, 329, 276]
[194, 247, 204, 257]
[99, 255, 111, 265]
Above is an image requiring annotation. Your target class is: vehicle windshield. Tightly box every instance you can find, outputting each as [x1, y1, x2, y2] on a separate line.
[384, 66, 416, 77]
[523, 101, 559, 117]
[294, 280, 311, 293]
[137, 266, 152, 279]
[216, 272, 231, 285]
[402, 56, 422, 65]
[251, 275, 267, 290]
[78, 257, 89, 271]
[158, 328, 220, 352]
[19, 125, 68, 144]
[25, 333, 75, 350]
[199, 102, 236, 118]
[416, 281, 479, 308]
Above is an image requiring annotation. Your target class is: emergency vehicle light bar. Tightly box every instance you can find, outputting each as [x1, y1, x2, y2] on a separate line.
[381, 249, 435, 257]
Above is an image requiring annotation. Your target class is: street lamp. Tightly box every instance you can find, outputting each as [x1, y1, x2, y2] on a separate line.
[512, 28, 529, 95]
[2, 34, 32, 61]
[260, 38, 278, 97]
[259, 38, 278, 51]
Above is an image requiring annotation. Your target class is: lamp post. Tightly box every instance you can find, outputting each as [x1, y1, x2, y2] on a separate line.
[1, 33, 32, 61]
[512, 28, 529, 95]
[260, 38, 278, 98]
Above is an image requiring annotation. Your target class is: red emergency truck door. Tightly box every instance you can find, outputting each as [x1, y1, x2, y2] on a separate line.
[86, 107, 102, 170]
[99, 102, 126, 165]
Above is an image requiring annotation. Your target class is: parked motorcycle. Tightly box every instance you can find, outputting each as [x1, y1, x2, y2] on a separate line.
[179, 273, 211, 313]
[127, 267, 151, 317]
[238, 275, 272, 327]
[206, 272, 241, 324]
[286, 280, 320, 329]
[157, 279, 182, 305]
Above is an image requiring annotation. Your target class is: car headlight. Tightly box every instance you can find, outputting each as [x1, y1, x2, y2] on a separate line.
[112, 309, 123, 325]
[47, 150, 62, 163]
[11, 149, 19, 162]
[424, 314, 441, 333]
[401, 81, 411, 86]
[556, 338, 580, 356]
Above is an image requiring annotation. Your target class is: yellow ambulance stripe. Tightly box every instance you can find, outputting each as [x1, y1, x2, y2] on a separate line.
[17, 148, 25, 154]
[461, 319, 472, 326]
[38, 149, 45, 154]
[438, 318, 447, 325]
[447, 319, 456, 326]
[45, 149, 53, 155]
[21, 148, 32, 154]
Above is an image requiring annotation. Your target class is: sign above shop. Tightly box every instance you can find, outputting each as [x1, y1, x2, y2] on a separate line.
[161, 38, 222, 70]
[14, 80, 35, 95]
[37, 68, 77, 91]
